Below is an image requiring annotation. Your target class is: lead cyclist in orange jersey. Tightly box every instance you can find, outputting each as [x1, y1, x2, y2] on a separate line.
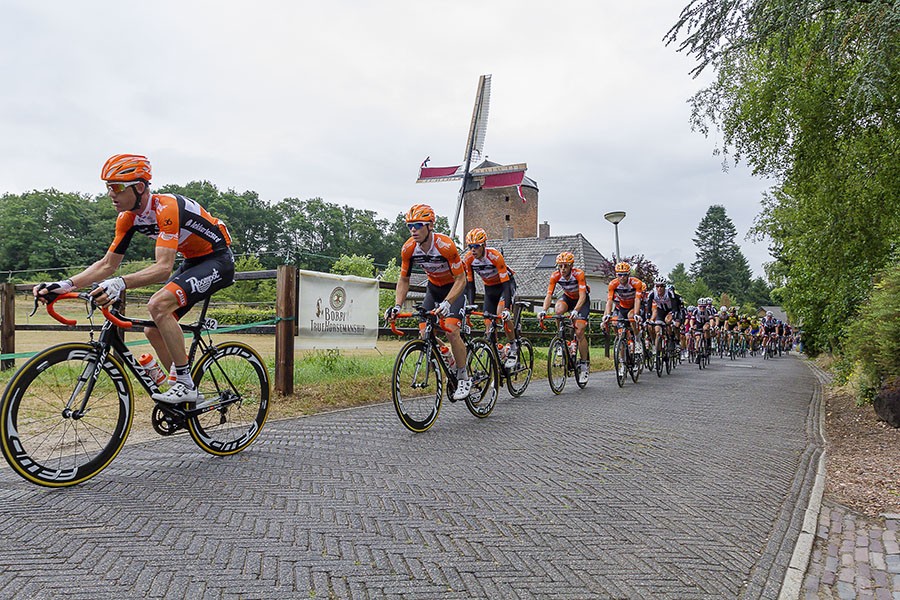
[462, 227, 518, 369]
[538, 251, 591, 384]
[34, 154, 234, 406]
[602, 262, 646, 358]
[386, 204, 472, 401]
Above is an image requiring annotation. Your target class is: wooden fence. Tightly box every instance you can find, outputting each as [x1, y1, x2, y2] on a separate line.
[1, 267, 608, 394]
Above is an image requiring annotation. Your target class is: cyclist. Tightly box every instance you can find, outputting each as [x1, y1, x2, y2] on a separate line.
[33, 154, 235, 405]
[602, 262, 645, 360]
[462, 227, 518, 370]
[385, 204, 472, 401]
[646, 277, 676, 357]
[723, 307, 741, 354]
[761, 310, 779, 352]
[689, 297, 717, 359]
[538, 251, 591, 384]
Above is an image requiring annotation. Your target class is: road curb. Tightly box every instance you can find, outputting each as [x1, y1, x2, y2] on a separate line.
[779, 360, 829, 599]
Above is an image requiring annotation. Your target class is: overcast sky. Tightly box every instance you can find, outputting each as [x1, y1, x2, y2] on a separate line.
[1, 1, 775, 278]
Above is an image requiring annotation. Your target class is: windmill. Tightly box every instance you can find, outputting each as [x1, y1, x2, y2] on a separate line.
[416, 74, 529, 240]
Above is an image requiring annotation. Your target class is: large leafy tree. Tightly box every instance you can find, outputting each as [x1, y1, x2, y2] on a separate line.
[690, 205, 752, 298]
[667, 0, 900, 353]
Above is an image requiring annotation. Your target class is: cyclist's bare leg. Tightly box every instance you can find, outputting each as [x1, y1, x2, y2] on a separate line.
[574, 319, 589, 361]
[443, 321, 467, 376]
[147, 289, 188, 369]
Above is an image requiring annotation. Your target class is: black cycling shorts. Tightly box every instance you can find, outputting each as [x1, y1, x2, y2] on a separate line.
[164, 248, 235, 318]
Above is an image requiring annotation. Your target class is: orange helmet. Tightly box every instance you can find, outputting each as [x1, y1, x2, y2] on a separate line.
[405, 204, 435, 224]
[556, 251, 575, 265]
[614, 261, 631, 274]
[101, 154, 151, 182]
[465, 228, 488, 246]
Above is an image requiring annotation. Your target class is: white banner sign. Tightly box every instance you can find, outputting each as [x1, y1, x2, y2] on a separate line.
[296, 270, 379, 349]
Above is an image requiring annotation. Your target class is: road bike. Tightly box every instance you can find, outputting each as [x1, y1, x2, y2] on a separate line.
[542, 314, 588, 394]
[472, 301, 534, 398]
[0, 292, 270, 487]
[389, 304, 498, 433]
[608, 316, 642, 387]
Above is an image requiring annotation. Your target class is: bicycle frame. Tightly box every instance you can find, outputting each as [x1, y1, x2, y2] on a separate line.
[45, 293, 235, 420]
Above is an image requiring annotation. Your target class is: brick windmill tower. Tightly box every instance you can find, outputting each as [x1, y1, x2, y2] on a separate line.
[416, 74, 538, 241]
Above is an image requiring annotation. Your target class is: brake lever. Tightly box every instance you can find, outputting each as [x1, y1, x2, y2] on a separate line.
[29, 295, 39, 318]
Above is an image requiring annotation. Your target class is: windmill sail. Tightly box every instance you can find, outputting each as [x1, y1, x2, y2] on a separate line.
[450, 74, 491, 239]
[463, 75, 491, 164]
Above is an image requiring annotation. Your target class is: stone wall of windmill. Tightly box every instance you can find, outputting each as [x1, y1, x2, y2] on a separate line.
[463, 179, 538, 241]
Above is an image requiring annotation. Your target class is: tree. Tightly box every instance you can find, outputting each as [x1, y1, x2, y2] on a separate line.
[596, 254, 659, 283]
[667, 1, 900, 354]
[331, 254, 375, 278]
[690, 205, 753, 299]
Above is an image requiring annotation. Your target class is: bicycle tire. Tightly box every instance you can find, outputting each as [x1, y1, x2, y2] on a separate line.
[655, 351, 663, 377]
[0, 342, 134, 487]
[187, 342, 270, 455]
[464, 339, 499, 418]
[391, 339, 443, 432]
[506, 338, 534, 398]
[614, 336, 627, 388]
[547, 337, 567, 395]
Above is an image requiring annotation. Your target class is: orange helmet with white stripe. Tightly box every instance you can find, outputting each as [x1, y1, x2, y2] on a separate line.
[101, 154, 152, 182]
[465, 228, 488, 246]
[556, 251, 575, 265]
[405, 204, 436, 224]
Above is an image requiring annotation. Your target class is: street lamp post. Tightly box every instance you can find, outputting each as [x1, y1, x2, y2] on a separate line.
[604, 211, 626, 261]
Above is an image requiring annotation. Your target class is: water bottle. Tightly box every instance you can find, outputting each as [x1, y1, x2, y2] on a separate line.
[568, 339, 577, 358]
[138, 353, 166, 385]
[497, 343, 507, 361]
[167, 362, 177, 385]
[439, 345, 455, 369]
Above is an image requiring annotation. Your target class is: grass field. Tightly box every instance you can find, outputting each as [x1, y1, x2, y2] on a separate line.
[2, 294, 614, 439]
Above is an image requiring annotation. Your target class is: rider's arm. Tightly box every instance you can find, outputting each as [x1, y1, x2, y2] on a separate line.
[499, 279, 512, 308]
[394, 275, 410, 307]
[67, 251, 125, 289]
[444, 270, 467, 304]
[120, 246, 177, 289]
[542, 273, 559, 312]
[573, 288, 587, 314]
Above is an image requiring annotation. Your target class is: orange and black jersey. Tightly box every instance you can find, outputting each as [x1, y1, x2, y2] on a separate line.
[399, 233, 464, 287]
[109, 193, 231, 259]
[548, 268, 590, 301]
[607, 276, 644, 310]
[463, 247, 514, 287]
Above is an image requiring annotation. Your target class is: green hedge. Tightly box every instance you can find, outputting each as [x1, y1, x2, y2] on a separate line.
[207, 305, 276, 325]
[840, 260, 900, 402]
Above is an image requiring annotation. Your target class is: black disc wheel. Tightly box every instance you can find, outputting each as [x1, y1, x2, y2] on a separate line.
[464, 339, 499, 418]
[188, 342, 270, 455]
[391, 339, 443, 432]
[0, 343, 134, 487]
[547, 338, 567, 395]
[505, 338, 534, 398]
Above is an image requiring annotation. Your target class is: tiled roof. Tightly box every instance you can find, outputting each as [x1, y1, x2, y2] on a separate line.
[401, 233, 612, 307]
[487, 234, 611, 300]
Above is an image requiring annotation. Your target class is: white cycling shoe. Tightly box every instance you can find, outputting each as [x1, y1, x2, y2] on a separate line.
[152, 382, 204, 405]
[452, 378, 473, 401]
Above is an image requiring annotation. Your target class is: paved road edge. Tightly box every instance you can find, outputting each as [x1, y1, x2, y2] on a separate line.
[778, 360, 829, 599]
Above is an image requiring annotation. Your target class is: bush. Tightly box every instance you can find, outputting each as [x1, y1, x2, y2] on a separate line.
[842, 260, 900, 403]
[207, 305, 275, 325]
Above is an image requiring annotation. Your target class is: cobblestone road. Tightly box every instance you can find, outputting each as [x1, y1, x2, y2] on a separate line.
[0, 355, 819, 599]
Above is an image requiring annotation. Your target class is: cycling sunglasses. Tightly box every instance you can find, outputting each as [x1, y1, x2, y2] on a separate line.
[106, 181, 142, 194]
[407, 222, 428, 231]
[467, 244, 484, 250]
